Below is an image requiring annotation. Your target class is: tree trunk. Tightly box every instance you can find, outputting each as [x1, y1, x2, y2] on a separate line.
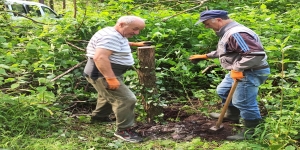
[39, 0, 44, 4]
[49, 0, 54, 10]
[137, 46, 163, 123]
[73, 0, 77, 18]
[63, 0, 66, 9]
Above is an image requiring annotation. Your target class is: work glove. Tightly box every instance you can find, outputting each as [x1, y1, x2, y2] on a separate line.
[130, 41, 154, 47]
[105, 78, 120, 90]
[230, 70, 244, 80]
[189, 54, 208, 64]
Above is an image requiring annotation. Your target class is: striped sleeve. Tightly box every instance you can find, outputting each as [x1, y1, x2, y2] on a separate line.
[232, 33, 250, 52]
[96, 35, 122, 52]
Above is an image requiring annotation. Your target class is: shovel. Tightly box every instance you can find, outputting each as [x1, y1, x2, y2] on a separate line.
[209, 79, 239, 131]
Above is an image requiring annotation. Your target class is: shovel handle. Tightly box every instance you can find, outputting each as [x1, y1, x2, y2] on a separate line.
[215, 79, 239, 128]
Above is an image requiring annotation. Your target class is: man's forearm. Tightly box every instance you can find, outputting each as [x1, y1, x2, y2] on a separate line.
[93, 57, 116, 78]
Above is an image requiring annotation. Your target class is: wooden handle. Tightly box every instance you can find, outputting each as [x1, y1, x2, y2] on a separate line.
[215, 79, 239, 128]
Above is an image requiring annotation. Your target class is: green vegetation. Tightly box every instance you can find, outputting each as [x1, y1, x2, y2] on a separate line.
[0, 0, 300, 149]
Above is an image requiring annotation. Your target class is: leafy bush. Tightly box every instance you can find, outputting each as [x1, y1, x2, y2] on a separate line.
[0, 0, 300, 149]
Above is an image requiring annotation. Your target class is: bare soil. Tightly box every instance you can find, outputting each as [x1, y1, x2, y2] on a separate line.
[68, 101, 241, 142]
[135, 107, 238, 142]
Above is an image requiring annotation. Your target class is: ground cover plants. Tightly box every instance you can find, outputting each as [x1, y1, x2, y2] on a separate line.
[0, 0, 300, 149]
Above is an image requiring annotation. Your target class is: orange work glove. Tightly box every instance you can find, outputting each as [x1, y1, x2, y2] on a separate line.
[189, 54, 208, 64]
[230, 70, 244, 80]
[130, 41, 154, 47]
[105, 78, 120, 90]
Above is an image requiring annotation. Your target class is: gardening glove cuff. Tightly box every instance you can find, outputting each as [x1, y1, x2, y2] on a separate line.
[189, 54, 208, 64]
[189, 54, 208, 60]
[230, 70, 244, 80]
[105, 78, 120, 90]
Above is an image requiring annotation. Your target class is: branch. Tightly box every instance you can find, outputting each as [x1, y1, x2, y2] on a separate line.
[75, 0, 88, 32]
[162, 0, 209, 22]
[70, 114, 90, 117]
[136, 0, 201, 6]
[63, 102, 77, 111]
[51, 60, 87, 82]
[201, 64, 217, 74]
[0, 25, 35, 28]
[5, 10, 57, 25]
[0, 88, 31, 92]
[67, 39, 89, 43]
[66, 41, 86, 51]
[127, 0, 200, 14]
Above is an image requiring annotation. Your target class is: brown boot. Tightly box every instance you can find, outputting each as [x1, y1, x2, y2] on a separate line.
[209, 106, 240, 123]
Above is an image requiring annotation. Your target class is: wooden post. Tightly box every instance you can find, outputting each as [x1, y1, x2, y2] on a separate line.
[137, 46, 163, 123]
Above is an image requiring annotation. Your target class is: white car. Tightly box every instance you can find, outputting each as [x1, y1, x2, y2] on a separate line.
[4, 0, 62, 20]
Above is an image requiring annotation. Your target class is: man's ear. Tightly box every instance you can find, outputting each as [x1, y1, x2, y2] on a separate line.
[119, 22, 124, 27]
[215, 18, 222, 22]
[119, 22, 128, 28]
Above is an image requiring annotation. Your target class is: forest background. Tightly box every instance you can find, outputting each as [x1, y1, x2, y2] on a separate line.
[0, 0, 300, 149]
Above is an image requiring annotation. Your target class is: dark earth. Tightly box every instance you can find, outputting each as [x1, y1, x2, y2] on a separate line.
[135, 107, 237, 142]
[68, 101, 245, 142]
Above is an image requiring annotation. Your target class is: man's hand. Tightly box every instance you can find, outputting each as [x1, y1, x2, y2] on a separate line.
[129, 41, 154, 47]
[189, 54, 208, 64]
[230, 70, 244, 80]
[105, 78, 120, 90]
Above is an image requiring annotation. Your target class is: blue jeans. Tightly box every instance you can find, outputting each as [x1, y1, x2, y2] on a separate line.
[216, 68, 270, 120]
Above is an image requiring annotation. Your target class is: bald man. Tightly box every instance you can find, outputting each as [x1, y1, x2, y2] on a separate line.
[84, 16, 151, 143]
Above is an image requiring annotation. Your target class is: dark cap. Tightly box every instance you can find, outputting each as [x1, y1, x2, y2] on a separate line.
[195, 10, 228, 25]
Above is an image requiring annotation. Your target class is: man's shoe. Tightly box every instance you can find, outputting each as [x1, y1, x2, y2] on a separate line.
[90, 116, 114, 124]
[114, 128, 143, 143]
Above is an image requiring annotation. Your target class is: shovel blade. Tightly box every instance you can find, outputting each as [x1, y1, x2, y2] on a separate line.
[209, 124, 224, 131]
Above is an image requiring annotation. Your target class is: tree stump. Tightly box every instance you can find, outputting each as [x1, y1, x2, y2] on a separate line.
[137, 46, 163, 123]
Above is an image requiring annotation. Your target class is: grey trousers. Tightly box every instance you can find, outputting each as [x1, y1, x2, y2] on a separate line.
[85, 76, 137, 130]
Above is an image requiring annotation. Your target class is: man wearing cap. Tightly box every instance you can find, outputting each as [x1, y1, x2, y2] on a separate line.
[189, 10, 270, 140]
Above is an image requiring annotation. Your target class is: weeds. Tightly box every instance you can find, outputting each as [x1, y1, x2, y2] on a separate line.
[0, 0, 300, 149]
